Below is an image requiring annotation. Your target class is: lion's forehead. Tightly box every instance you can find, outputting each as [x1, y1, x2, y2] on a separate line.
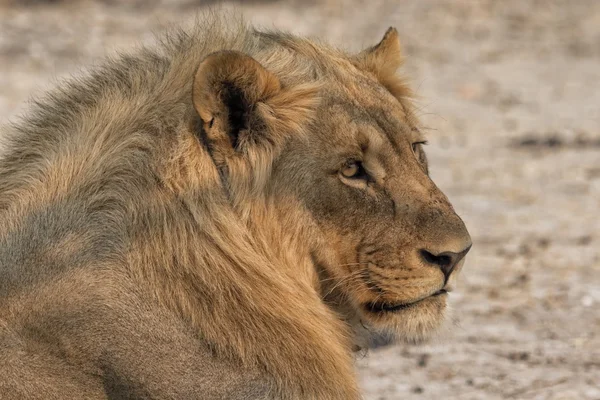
[318, 93, 416, 151]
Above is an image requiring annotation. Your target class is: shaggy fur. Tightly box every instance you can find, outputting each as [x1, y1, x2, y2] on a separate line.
[0, 14, 471, 399]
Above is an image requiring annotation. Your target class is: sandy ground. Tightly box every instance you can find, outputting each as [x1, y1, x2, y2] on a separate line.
[1, 1, 599, 399]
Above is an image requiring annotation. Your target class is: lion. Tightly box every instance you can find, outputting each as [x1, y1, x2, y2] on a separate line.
[0, 15, 471, 400]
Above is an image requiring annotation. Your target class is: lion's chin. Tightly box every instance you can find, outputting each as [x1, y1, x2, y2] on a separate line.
[358, 292, 449, 344]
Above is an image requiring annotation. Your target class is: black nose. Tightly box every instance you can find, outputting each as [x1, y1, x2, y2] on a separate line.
[420, 244, 471, 283]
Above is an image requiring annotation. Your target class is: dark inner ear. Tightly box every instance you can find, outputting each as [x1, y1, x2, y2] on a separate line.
[222, 82, 248, 150]
[193, 51, 283, 153]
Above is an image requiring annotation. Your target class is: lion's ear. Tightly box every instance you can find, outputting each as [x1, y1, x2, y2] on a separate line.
[354, 28, 410, 100]
[357, 27, 403, 76]
[192, 51, 281, 151]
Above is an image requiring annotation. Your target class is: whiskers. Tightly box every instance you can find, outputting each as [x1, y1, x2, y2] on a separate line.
[319, 262, 386, 303]
[320, 267, 367, 300]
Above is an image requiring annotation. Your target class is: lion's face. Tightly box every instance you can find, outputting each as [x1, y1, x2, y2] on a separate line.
[272, 76, 471, 341]
[192, 29, 471, 343]
[266, 34, 471, 343]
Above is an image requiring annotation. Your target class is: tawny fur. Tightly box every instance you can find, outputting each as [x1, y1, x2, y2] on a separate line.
[0, 14, 471, 399]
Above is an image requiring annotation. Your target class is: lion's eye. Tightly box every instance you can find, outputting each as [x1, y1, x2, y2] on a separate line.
[411, 141, 428, 154]
[340, 161, 367, 180]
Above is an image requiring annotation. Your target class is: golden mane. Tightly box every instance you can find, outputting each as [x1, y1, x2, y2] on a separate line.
[0, 15, 361, 398]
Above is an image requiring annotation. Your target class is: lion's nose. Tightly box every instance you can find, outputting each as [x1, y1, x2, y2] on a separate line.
[420, 244, 471, 283]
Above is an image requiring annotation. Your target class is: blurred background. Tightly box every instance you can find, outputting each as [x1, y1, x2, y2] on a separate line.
[0, 0, 598, 399]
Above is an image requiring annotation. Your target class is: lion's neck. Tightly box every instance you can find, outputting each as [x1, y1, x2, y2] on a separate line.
[131, 141, 359, 397]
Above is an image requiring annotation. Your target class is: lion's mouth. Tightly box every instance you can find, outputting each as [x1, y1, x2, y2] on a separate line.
[364, 289, 447, 313]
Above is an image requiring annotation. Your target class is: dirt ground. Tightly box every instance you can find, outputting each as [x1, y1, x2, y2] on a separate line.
[1, 1, 599, 399]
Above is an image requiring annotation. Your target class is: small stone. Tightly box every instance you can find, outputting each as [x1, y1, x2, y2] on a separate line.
[536, 238, 551, 249]
[411, 386, 424, 394]
[582, 296, 594, 307]
[576, 235, 592, 246]
[417, 354, 430, 368]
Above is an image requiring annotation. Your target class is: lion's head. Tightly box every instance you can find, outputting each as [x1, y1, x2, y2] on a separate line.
[190, 27, 471, 344]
